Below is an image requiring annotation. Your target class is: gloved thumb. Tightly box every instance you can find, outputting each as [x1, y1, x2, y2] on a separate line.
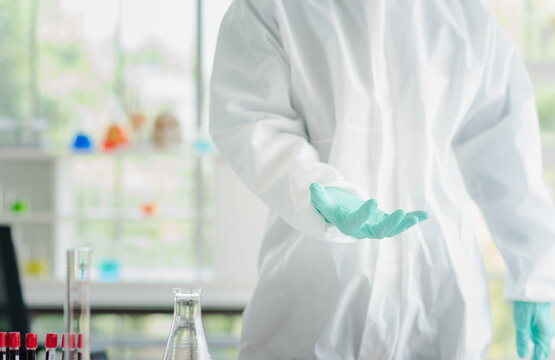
[310, 183, 334, 221]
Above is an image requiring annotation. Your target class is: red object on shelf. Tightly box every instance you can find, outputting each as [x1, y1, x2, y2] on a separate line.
[8, 332, 20, 348]
[25, 334, 38, 349]
[141, 202, 157, 216]
[62, 333, 76, 349]
[45, 333, 58, 349]
[0, 332, 6, 347]
[103, 124, 128, 150]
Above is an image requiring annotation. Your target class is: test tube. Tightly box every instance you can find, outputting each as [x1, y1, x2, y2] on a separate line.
[61, 334, 75, 360]
[44, 333, 57, 360]
[77, 334, 86, 360]
[25, 334, 37, 360]
[0, 332, 6, 360]
[64, 248, 91, 360]
[7, 332, 20, 360]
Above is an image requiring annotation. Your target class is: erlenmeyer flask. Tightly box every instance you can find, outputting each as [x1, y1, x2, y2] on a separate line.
[163, 289, 211, 360]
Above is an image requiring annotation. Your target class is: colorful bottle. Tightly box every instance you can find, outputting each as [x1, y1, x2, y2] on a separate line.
[44, 334, 57, 360]
[61, 334, 75, 360]
[7, 332, 20, 360]
[24, 334, 37, 360]
[0, 332, 7, 360]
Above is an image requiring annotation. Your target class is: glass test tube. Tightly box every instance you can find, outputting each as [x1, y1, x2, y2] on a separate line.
[64, 248, 91, 360]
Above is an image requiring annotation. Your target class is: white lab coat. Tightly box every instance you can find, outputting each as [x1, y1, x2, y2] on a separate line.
[209, 0, 555, 358]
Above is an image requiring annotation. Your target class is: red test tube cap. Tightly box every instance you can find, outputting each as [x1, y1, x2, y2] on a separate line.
[25, 334, 38, 349]
[45, 333, 58, 349]
[0, 332, 6, 347]
[62, 333, 76, 349]
[77, 334, 84, 349]
[8, 332, 20, 348]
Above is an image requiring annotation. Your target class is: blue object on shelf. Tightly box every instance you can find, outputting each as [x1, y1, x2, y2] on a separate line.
[71, 133, 94, 151]
[99, 258, 121, 282]
[193, 139, 212, 155]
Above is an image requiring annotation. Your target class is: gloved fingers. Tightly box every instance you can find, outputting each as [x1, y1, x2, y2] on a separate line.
[387, 215, 418, 237]
[531, 338, 551, 360]
[514, 302, 533, 358]
[345, 199, 377, 228]
[531, 309, 555, 360]
[371, 209, 405, 239]
[359, 223, 375, 239]
[516, 327, 531, 358]
[381, 209, 406, 238]
[310, 183, 335, 222]
[533, 303, 555, 337]
[406, 210, 429, 222]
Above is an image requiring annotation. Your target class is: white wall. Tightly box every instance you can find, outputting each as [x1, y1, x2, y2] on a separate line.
[211, 155, 268, 299]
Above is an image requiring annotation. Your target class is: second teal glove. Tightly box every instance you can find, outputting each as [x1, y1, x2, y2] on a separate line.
[309, 183, 428, 239]
[514, 301, 555, 360]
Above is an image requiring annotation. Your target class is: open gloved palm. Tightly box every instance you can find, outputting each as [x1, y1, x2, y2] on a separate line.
[514, 301, 555, 360]
[309, 183, 428, 239]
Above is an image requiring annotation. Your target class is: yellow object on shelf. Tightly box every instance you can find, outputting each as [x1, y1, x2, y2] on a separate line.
[25, 259, 49, 277]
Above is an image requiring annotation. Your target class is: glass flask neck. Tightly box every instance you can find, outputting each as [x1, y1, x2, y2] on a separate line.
[174, 292, 201, 321]
[163, 289, 211, 360]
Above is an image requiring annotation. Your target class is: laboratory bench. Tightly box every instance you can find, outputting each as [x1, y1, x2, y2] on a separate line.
[28, 307, 243, 360]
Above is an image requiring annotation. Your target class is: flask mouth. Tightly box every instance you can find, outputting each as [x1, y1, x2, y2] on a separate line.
[172, 288, 202, 298]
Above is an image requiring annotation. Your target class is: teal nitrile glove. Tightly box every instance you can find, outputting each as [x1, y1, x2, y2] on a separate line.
[514, 301, 555, 360]
[309, 183, 428, 239]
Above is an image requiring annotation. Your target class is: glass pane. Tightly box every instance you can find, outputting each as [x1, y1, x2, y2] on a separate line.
[122, 155, 195, 216]
[0, 0, 30, 124]
[201, 0, 233, 134]
[71, 157, 117, 215]
[485, 0, 555, 62]
[35, 0, 195, 150]
[121, 220, 195, 281]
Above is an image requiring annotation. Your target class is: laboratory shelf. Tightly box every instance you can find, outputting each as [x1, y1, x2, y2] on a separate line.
[0, 143, 206, 160]
[0, 211, 56, 224]
[0, 148, 57, 160]
[62, 208, 211, 222]
[90, 144, 200, 158]
[23, 278, 251, 311]
[0, 210, 212, 224]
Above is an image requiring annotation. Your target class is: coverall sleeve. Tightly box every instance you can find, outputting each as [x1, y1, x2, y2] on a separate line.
[209, 0, 366, 241]
[453, 19, 555, 303]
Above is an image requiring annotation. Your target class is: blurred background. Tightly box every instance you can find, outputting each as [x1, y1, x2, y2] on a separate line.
[0, 0, 554, 359]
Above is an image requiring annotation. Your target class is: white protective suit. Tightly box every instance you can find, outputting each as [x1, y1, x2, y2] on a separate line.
[209, 0, 555, 358]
